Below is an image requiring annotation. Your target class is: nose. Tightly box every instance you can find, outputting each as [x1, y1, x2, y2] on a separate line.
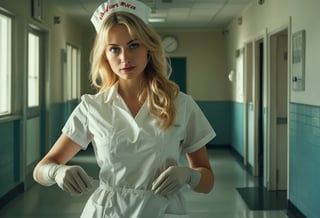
[120, 48, 131, 64]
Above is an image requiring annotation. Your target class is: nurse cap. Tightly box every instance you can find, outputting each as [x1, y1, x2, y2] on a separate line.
[91, 0, 151, 32]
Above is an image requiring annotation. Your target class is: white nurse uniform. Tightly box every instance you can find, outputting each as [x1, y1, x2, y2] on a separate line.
[62, 83, 215, 218]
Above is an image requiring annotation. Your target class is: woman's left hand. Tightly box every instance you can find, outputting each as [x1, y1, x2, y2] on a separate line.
[152, 166, 201, 196]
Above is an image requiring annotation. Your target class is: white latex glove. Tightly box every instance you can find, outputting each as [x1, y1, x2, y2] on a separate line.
[51, 165, 93, 195]
[152, 166, 201, 196]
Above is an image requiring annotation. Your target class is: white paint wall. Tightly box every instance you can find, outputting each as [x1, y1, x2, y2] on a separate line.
[159, 30, 230, 101]
[1, 0, 92, 103]
[227, 0, 320, 106]
[44, 1, 93, 103]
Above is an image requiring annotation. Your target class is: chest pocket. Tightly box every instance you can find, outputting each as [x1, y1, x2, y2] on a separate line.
[91, 129, 112, 168]
[162, 123, 185, 158]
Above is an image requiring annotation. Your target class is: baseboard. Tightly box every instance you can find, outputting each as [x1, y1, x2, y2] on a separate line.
[287, 201, 306, 218]
[0, 183, 24, 209]
[229, 146, 244, 163]
[226, 145, 255, 176]
[246, 162, 254, 176]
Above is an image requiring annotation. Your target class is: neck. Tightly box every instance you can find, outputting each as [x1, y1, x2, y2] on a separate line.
[117, 79, 146, 117]
[118, 79, 143, 99]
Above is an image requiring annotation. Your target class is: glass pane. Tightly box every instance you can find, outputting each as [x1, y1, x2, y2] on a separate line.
[66, 45, 72, 100]
[66, 44, 80, 100]
[72, 47, 78, 99]
[28, 32, 40, 107]
[0, 14, 12, 115]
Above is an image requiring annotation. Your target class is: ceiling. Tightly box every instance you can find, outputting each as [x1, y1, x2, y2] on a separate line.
[52, 0, 254, 30]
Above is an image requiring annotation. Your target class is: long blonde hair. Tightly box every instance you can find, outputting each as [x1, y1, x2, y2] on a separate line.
[90, 12, 179, 130]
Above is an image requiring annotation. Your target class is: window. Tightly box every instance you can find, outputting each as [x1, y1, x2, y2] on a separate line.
[65, 44, 80, 100]
[28, 31, 40, 107]
[0, 13, 12, 115]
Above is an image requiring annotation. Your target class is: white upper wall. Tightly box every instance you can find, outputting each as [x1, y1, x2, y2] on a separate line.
[44, 1, 93, 102]
[159, 30, 230, 101]
[226, 0, 320, 106]
[0, 0, 92, 104]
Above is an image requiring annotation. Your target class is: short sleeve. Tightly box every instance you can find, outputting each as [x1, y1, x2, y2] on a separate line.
[62, 95, 92, 149]
[182, 95, 216, 153]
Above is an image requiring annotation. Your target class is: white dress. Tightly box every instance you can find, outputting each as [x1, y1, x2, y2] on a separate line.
[62, 84, 216, 218]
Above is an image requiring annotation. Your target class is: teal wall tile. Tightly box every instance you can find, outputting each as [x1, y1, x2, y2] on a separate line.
[231, 102, 244, 156]
[0, 121, 20, 197]
[49, 102, 66, 145]
[0, 99, 79, 198]
[196, 101, 244, 155]
[289, 103, 320, 218]
[49, 100, 79, 145]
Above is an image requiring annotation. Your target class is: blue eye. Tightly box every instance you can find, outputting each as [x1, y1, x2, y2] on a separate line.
[129, 43, 140, 49]
[109, 47, 120, 53]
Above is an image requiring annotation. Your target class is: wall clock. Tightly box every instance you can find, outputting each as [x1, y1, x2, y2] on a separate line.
[162, 35, 178, 53]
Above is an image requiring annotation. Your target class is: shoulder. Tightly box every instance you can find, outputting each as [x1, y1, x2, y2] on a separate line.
[174, 92, 201, 122]
[80, 85, 117, 106]
[175, 92, 208, 122]
[80, 92, 105, 104]
[176, 91, 196, 108]
[176, 91, 190, 102]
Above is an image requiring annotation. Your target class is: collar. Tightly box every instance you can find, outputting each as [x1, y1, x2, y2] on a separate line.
[102, 82, 120, 103]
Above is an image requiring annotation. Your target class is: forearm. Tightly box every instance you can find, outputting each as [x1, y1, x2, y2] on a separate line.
[192, 167, 214, 193]
[185, 146, 214, 193]
[33, 134, 83, 186]
[33, 160, 59, 186]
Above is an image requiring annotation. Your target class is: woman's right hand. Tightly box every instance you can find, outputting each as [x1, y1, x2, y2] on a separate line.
[33, 134, 93, 195]
[53, 165, 93, 195]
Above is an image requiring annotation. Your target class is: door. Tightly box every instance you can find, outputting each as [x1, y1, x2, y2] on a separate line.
[256, 40, 264, 179]
[244, 42, 253, 168]
[169, 57, 186, 93]
[269, 29, 288, 190]
[245, 38, 265, 179]
[25, 29, 46, 187]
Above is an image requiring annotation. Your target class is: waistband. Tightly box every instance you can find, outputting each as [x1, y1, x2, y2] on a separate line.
[98, 182, 154, 195]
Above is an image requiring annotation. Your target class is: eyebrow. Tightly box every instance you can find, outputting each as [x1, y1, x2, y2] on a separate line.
[107, 39, 137, 46]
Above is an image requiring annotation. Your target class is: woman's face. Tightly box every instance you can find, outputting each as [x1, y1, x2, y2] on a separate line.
[105, 24, 148, 82]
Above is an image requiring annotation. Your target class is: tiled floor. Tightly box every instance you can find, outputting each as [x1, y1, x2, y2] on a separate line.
[0, 148, 289, 218]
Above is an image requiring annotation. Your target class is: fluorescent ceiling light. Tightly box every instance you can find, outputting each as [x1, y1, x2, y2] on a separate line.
[148, 17, 166, 23]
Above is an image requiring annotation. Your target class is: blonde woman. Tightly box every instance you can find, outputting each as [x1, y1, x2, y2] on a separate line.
[33, 0, 215, 217]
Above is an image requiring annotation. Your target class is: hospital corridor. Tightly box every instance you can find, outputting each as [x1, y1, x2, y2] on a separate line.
[0, 147, 289, 218]
[1, 0, 319, 217]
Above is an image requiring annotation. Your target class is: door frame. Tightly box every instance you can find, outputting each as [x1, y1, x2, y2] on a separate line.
[243, 29, 268, 182]
[243, 23, 292, 192]
[24, 25, 49, 189]
[253, 36, 266, 179]
[243, 41, 252, 168]
[267, 23, 290, 191]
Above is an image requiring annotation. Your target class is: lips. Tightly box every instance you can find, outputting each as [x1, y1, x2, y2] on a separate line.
[121, 66, 136, 72]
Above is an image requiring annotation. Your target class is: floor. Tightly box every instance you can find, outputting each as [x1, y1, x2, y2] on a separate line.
[0, 147, 290, 218]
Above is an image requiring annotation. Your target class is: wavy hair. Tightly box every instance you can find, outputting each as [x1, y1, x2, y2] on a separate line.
[90, 12, 179, 130]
